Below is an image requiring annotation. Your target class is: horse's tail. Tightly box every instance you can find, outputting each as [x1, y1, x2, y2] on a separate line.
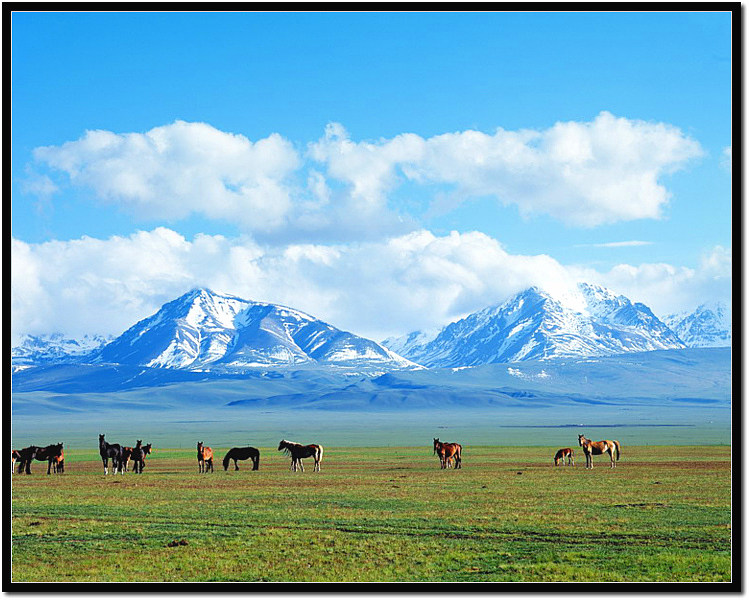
[253, 449, 260, 470]
[614, 441, 621, 461]
[223, 452, 231, 471]
[317, 445, 324, 464]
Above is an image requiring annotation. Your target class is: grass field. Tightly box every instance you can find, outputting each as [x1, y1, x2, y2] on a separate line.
[10, 445, 732, 583]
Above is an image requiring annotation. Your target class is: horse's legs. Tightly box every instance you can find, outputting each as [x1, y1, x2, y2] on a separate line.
[103, 457, 108, 475]
[234, 459, 239, 471]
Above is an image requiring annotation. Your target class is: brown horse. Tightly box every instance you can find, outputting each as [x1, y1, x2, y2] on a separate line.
[121, 446, 134, 472]
[197, 442, 214, 473]
[578, 434, 620, 469]
[53, 447, 65, 473]
[278, 440, 323, 472]
[35, 443, 65, 475]
[433, 438, 462, 469]
[554, 447, 574, 466]
[130, 441, 152, 474]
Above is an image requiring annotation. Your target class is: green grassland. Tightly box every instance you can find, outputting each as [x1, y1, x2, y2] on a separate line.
[11, 445, 732, 583]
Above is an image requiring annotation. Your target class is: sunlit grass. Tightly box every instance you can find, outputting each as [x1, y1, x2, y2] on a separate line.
[11, 445, 731, 582]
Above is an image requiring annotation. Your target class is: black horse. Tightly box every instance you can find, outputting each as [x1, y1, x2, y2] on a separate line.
[99, 434, 123, 475]
[223, 446, 260, 471]
[16, 446, 40, 474]
[35, 443, 65, 475]
[130, 441, 152, 474]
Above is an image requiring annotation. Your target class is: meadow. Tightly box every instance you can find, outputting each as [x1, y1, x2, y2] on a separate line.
[10, 444, 732, 583]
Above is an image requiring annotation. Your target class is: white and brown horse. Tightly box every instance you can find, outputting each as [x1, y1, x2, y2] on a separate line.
[553, 447, 574, 466]
[578, 434, 620, 469]
[433, 438, 462, 469]
[197, 442, 214, 473]
[278, 440, 323, 472]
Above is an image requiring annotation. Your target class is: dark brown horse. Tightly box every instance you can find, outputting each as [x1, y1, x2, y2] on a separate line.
[433, 438, 462, 469]
[578, 434, 620, 469]
[121, 445, 134, 472]
[554, 447, 574, 466]
[35, 443, 65, 475]
[197, 442, 214, 473]
[278, 440, 323, 472]
[130, 441, 152, 474]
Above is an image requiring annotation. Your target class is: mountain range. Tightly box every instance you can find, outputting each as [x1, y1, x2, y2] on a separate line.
[12, 285, 730, 374]
[381, 283, 707, 368]
[663, 302, 732, 348]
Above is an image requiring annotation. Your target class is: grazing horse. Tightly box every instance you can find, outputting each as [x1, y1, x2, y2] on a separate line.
[12, 450, 21, 474]
[130, 441, 152, 474]
[433, 438, 462, 469]
[34, 443, 65, 475]
[99, 434, 124, 475]
[578, 434, 620, 469]
[278, 440, 323, 472]
[197, 442, 214, 473]
[554, 447, 575, 466]
[16, 446, 39, 474]
[223, 446, 260, 471]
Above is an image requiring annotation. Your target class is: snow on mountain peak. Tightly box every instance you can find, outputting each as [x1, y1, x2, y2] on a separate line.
[382, 283, 686, 367]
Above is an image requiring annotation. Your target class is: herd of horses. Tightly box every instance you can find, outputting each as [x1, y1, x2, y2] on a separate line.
[12, 433, 621, 475]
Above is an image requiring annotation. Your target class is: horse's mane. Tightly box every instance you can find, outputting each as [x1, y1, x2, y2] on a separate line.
[279, 439, 301, 456]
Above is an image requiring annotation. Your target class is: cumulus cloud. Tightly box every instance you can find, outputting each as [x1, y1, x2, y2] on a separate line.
[311, 112, 704, 227]
[32, 121, 301, 232]
[570, 245, 732, 318]
[11, 228, 730, 346]
[27, 114, 703, 242]
[722, 146, 732, 172]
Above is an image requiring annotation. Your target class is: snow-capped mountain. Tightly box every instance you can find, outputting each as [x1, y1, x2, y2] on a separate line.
[87, 288, 416, 371]
[663, 302, 731, 348]
[12, 333, 113, 366]
[382, 283, 686, 367]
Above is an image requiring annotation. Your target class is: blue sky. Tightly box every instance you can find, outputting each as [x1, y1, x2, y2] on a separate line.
[11, 11, 733, 342]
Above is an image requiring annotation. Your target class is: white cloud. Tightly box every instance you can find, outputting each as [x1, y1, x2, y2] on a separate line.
[570, 245, 732, 317]
[11, 228, 730, 346]
[310, 112, 704, 227]
[722, 145, 732, 172]
[32, 121, 301, 232]
[28, 114, 703, 243]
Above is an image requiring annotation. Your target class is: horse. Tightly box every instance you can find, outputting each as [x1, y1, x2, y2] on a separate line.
[34, 443, 64, 475]
[130, 441, 152, 474]
[278, 440, 323, 472]
[12, 450, 21, 474]
[578, 434, 620, 469]
[53, 449, 65, 473]
[433, 438, 462, 469]
[554, 447, 575, 466]
[99, 434, 124, 475]
[223, 446, 260, 471]
[16, 446, 39, 474]
[197, 442, 214, 473]
[121, 445, 134, 472]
